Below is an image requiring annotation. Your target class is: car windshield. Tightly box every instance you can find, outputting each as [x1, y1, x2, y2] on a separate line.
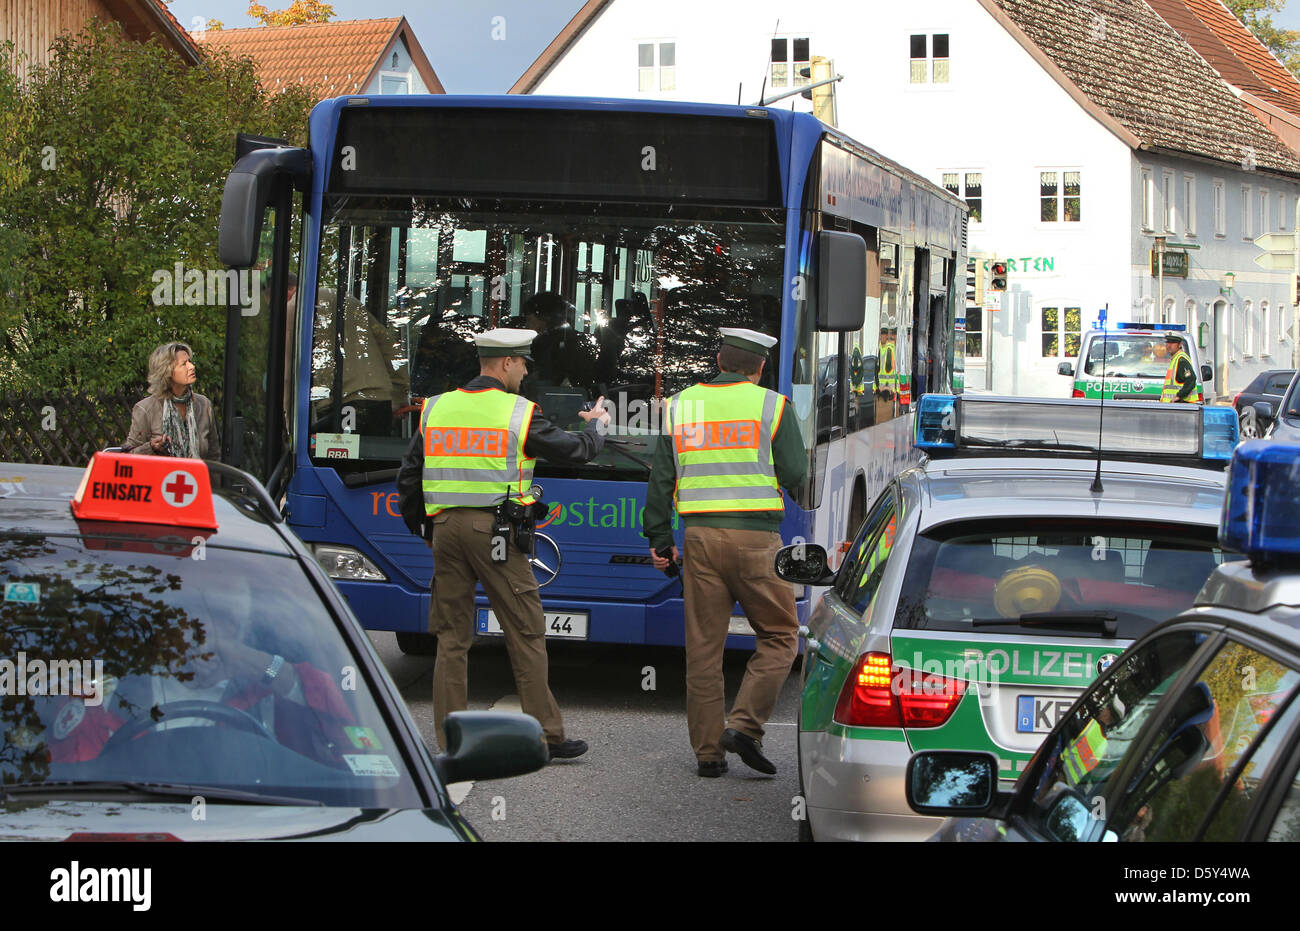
[895, 519, 1225, 640]
[1082, 334, 1189, 379]
[308, 196, 785, 479]
[0, 535, 423, 809]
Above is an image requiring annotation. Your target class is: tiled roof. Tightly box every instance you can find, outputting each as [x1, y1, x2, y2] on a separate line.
[987, 0, 1300, 174]
[195, 17, 444, 97]
[1150, 0, 1300, 118]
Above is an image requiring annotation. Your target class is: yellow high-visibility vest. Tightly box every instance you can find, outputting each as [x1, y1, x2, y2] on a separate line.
[420, 388, 537, 516]
[665, 380, 785, 515]
[1160, 350, 1202, 403]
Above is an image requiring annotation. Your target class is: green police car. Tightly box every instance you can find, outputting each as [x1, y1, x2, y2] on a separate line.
[1058, 323, 1214, 402]
[775, 393, 1239, 841]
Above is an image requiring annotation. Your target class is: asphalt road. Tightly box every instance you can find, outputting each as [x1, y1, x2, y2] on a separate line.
[369, 633, 804, 842]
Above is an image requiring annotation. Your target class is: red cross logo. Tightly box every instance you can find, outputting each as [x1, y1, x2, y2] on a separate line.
[161, 470, 198, 508]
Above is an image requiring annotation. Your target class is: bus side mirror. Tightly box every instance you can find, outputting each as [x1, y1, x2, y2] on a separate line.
[816, 230, 867, 332]
[218, 146, 312, 268]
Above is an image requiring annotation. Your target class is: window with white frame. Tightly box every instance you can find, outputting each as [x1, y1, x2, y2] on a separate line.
[1162, 296, 1175, 324]
[1261, 188, 1270, 234]
[1184, 298, 1197, 331]
[1184, 173, 1196, 236]
[1245, 299, 1255, 356]
[1042, 170, 1081, 222]
[770, 37, 810, 88]
[1280, 192, 1288, 229]
[1213, 179, 1226, 236]
[1163, 171, 1175, 232]
[909, 33, 949, 84]
[1141, 170, 1154, 230]
[1262, 300, 1271, 354]
[1242, 184, 1253, 239]
[965, 306, 983, 358]
[942, 171, 983, 222]
[1040, 306, 1081, 357]
[638, 41, 676, 92]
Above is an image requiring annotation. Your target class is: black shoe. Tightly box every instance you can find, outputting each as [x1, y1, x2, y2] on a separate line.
[697, 760, 728, 778]
[547, 738, 588, 760]
[721, 728, 776, 775]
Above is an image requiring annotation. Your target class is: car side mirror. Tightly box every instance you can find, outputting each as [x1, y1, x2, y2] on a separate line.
[773, 543, 835, 586]
[1253, 400, 1273, 427]
[906, 750, 1000, 816]
[1201, 364, 1214, 383]
[1057, 362, 1074, 377]
[433, 711, 548, 784]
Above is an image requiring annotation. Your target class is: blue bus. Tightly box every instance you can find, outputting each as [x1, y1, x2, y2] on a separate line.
[217, 95, 967, 653]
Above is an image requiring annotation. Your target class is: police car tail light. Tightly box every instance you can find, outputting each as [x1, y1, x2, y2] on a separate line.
[915, 395, 958, 449]
[834, 652, 901, 727]
[310, 544, 387, 581]
[1201, 407, 1238, 461]
[833, 653, 967, 728]
[1071, 388, 1086, 399]
[1220, 441, 1300, 563]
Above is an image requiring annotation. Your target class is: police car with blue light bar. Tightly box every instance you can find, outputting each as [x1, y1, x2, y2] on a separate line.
[1059, 322, 1215, 403]
[0, 452, 544, 841]
[907, 439, 1300, 842]
[774, 393, 1238, 841]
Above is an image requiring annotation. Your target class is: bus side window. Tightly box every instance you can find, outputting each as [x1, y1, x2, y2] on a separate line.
[876, 239, 900, 423]
[848, 225, 881, 434]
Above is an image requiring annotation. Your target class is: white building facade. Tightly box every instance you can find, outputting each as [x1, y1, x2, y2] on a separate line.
[519, 0, 1300, 398]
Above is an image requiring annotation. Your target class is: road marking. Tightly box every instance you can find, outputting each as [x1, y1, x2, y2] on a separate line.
[447, 694, 520, 806]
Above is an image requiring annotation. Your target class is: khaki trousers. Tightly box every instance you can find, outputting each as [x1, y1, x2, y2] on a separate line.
[429, 507, 564, 747]
[682, 526, 799, 762]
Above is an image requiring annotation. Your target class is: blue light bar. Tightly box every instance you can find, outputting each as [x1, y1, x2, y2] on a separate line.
[1201, 407, 1239, 460]
[1221, 441, 1300, 561]
[916, 394, 958, 448]
[1115, 322, 1187, 332]
[912, 394, 1236, 463]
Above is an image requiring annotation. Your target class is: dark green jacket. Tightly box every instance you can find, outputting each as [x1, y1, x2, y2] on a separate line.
[642, 373, 808, 550]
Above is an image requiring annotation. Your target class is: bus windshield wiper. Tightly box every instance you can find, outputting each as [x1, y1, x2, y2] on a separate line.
[341, 468, 400, 488]
[971, 611, 1118, 636]
[1, 780, 325, 807]
[601, 438, 652, 470]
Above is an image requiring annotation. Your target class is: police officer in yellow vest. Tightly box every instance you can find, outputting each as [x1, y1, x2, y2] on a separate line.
[1159, 333, 1201, 403]
[396, 328, 610, 759]
[644, 327, 808, 777]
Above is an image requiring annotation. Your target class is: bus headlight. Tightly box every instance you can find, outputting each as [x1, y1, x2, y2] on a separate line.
[310, 544, 387, 581]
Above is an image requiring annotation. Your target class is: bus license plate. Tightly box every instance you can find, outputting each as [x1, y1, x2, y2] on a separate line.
[476, 609, 589, 640]
[1016, 695, 1073, 734]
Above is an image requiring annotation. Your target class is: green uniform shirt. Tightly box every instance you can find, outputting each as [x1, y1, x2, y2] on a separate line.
[642, 372, 808, 550]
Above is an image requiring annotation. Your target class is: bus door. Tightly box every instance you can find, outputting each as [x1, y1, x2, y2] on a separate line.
[217, 135, 309, 496]
[927, 252, 951, 397]
[911, 247, 931, 401]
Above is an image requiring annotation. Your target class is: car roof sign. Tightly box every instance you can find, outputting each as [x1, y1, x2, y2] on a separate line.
[70, 452, 218, 530]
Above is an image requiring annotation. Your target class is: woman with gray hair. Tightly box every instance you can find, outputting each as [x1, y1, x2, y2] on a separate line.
[123, 341, 221, 459]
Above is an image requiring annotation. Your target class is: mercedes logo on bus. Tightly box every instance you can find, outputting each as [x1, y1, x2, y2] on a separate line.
[529, 532, 562, 588]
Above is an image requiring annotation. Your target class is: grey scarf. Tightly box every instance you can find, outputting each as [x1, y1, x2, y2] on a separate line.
[160, 387, 198, 458]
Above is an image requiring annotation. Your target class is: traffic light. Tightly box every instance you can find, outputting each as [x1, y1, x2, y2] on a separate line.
[989, 260, 1008, 292]
[966, 258, 985, 306]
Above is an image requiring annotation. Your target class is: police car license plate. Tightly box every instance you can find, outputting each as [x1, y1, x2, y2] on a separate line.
[1016, 694, 1074, 734]
[476, 609, 588, 640]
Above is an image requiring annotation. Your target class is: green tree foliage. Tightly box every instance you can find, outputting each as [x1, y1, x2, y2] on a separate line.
[1224, 0, 1300, 74]
[0, 21, 314, 397]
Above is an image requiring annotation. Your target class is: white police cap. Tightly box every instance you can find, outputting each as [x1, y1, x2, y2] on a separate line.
[719, 327, 778, 358]
[474, 328, 537, 360]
